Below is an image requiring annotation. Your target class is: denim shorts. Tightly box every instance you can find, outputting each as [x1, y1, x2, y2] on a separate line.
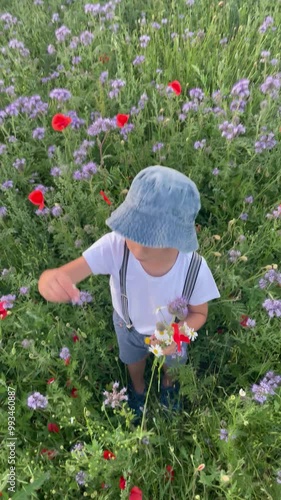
[112, 309, 188, 367]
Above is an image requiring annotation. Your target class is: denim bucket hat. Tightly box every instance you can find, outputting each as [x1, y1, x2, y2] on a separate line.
[106, 165, 201, 253]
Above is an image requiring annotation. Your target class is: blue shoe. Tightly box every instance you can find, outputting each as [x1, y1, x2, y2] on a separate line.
[127, 384, 146, 421]
[160, 381, 182, 411]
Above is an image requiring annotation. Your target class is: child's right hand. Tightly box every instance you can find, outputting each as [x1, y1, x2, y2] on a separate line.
[38, 269, 80, 304]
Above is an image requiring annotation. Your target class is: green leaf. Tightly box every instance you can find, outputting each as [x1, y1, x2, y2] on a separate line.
[12, 472, 50, 500]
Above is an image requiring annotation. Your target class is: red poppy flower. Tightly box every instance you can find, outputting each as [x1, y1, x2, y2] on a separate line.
[168, 80, 182, 95]
[0, 301, 8, 320]
[119, 476, 126, 489]
[71, 387, 78, 398]
[165, 465, 175, 481]
[240, 315, 249, 327]
[48, 423, 60, 433]
[99, 54, 110, 63]
[116, 114, 129, 128]
[103, 450, 116, 460]
[172, 323, 191, 352]
[129, 486, 143, 500]
[65, 357, 71, 366]
[28, 189, 45, 210]
[51, 113, 72, 131]
[47, 377, 56, 384]
[40, 448, 57, 459]
[100, 190, 112, 205]
[72, 334, 79, 342]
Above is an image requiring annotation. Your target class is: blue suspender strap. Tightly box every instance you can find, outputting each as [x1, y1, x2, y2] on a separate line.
[174, 252, 202, 323]
[119, 241, 134, 329]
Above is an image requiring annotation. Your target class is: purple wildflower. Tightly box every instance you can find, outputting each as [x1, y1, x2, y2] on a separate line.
[50, 167, 62, 177]
[81, 162, 98, 179]
[0, 144, 7, 155]
[55, 25, 71, 42]
[152, 142, 164, 153]
[1, 180, 13, 190]
[67, 110, 85, 129]
[120, 123, 135, 140]
[49, 88, 72, 101]
[189, 88, 204, 101]
[75, 471, 87, 486]
[266, 205, 281, 219]
[48, 145, 56, 158]
[133, 55, 145, 66]
[255, 132, 277, 153]
[151, 22, 161, 29]
[52, 13, 60, 23]
[32, 127, 45, 140]
[276, 470, 281, 484]
[13, 158, 26, 170]
[27, 392, 48, 410]
[219, 121, 246, 140]
[259, 16, 274, 34]
[87, 117, 116, 136]
[246, 318, 256, 328]
[239, 213, 248, 221]
[103, 381, 128, 408]
[69, 36, 79, 49]
[262, 299, 281, 318]
[22, 339, 33, 348]
[194, 139, 206, 149]
[230, 100, 247, 113]
[182, 101, 198, 113]
[212, 168, 220, 175]
[167, 296, 189, 320]
[260, 75, 281, 99]
[60, 347, 70, 360]
[0, 207, 7, 218]
[220, 428, 228, 441]
[80, 30, 94, 46]
[251, 371, 281, 404]
[47, 44, 56, 54]
[0, 13, 18, 28]
[139, 35, 150, 48]
[231, 79, 250, 98]
[228, 250, 241, 262]
[51, 205, 63, 217]
[245, 195, 254, 203]
[99, 71, 108, 84]
[220, 37, 228, 45]
[72, 56, 81, 65]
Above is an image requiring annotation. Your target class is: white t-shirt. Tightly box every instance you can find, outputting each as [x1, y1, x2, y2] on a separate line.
[82, 231, 220, 335]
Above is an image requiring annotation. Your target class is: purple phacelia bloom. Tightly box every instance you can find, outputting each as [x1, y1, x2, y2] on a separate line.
[245, 195, 254, 203]
[152, 142, 164, 152]
[1, 180, 13, 190]
[50, 167, 62, 177]
[230, 100, 247, 113]
[228, 250, 241, 262]
[120, 123, 135, 140]
[60, 347, 70, 360]
[262, 299, 281, 318]
[139, 35, 150, 48]
[52, 13, 60, 23]
[239, 213, 248, 221]
[76, 471, 87, 486]
[80, 30, 94, 46]
[88, 117, 116, 136]
[81, 162, 98, 178]
[194, 139, 206, 149]
[22, 339, 33, 348]
[231, 79, 250, 98]
[167, 296, 189, 320]
[72, 56, 81, 65]
[32, 127, 45, 140]
[189, 88, 204, 101]
[259, 16, 274, 34]
[260, 75, 281, 99]
[133, 55, 145, 66]
[99, 71, 108, 84]
[0, 13, 18, 27]
[219, 121, 246, 140]
[51, 205, 63, 217]
[182, 101, 198, 113]
[13, 158, 26, 170]
[151, 22, 161, 29]
[55, 25, 71, 42]
[49, 88, 72, 101]
[254, 132, 277, 153]
[219, 428, 228, 441]
[246, 318, 256, 328]
[47, 44, 56, 55]
[19, 286, 29, 295]
[27, 392, 48, 410]
[48, 145, 56, 158]
[0, 144, 7, 155]
[68, 110, 85, 129]
[0, 206, 7, 217]
[212, 168, 220, 175]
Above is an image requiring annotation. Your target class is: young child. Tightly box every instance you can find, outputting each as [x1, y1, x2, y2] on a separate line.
[38, 165, 220, 418]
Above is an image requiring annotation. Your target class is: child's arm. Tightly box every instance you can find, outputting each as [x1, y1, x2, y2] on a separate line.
[38, 256, 92, 303]
[177, 302, 208, 331]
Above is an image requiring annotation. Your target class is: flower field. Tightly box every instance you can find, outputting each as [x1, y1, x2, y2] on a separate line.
[1, 0, 281, 498]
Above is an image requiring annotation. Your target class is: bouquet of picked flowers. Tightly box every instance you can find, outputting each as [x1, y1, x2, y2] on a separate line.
[145, 297, 198, 358]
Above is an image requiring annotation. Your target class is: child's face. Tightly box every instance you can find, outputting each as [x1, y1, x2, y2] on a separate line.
[125, 239, 178, 263]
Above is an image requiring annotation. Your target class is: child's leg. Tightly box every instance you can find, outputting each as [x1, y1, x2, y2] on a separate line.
[162, 343, 188, 386]
[112, 309, 151, 395]
[127, 354, 149, 394]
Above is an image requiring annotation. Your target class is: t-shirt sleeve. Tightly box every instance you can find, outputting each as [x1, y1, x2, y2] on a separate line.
[188, 256, 220, 305]
[82, 233, 115, 275]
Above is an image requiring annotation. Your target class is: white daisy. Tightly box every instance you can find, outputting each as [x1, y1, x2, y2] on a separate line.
[181, 323, 198, 341]
[154, 328, 170, 342]
[148, 344, 164, 357]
